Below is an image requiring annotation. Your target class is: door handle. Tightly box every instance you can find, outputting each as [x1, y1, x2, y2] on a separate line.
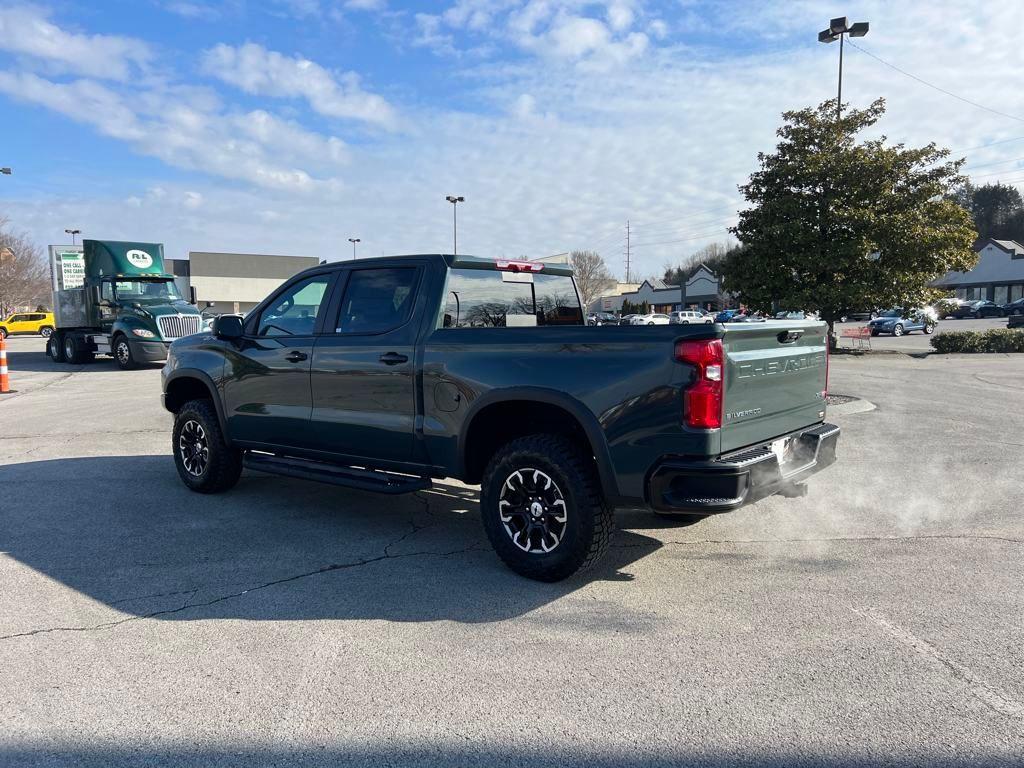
[285, 351, 308, 362]
[379, 352, 408, 365]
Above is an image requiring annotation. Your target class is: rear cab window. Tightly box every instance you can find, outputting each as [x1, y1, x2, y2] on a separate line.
[439, 267, 583, 328]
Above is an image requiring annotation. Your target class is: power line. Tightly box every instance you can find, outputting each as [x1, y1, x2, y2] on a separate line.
[965, 155, 1024, 171]
[952, 135, 1024, 154]
[629, 224, 737, 249]
[846, 40, 1024, 125]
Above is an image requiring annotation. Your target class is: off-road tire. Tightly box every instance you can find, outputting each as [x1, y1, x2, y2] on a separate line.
[47, 332, 66, 362]
[172, 399, 242, 494]
[480, 434, 613, 582]
[113, 335, 136, 370]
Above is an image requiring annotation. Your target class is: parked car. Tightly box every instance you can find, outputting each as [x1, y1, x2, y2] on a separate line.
[867, 309, 936, 337]
[952, 300, 1004, 319]
[0, 311, 55, 339]
[669, 310, 713, 325]
[630, 313, 671, 325]
[839, 310, 879, 322]
[618, 314, 636, 326]
[774, 310, 814, 320]
[1002, 298, 1024, 317]
[934, 297, 968, 319]
[714, 309, 741, 323]
[728, 313, 766, 323]
[162, 253, 840, 582]
[585, 311, 614, 325]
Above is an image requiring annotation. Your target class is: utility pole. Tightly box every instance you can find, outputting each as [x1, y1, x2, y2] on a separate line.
[624, 220, 632, 284]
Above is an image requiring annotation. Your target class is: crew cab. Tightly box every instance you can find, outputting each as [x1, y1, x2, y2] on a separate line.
[162, 255, 839, 581]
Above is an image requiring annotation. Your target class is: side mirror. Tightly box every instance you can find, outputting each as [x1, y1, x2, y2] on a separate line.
[205, 301, 215, 308]
[213, 314, 244, 340]
[90, 285, 102, 305]
[189, 286, 197, 305]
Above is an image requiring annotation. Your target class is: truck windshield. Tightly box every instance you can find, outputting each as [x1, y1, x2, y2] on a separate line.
[112, 280, 181, 302]
[440, 268, 583, 328]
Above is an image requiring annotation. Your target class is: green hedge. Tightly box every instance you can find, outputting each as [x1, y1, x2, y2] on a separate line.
[930, 329, 1024, 353]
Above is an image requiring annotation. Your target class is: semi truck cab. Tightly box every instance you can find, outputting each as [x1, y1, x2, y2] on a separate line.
[46, 239, 204, 369]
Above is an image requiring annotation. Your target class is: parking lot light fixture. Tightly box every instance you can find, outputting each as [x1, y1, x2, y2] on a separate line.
[445, 195, 464, 255]
[64, 228, 81, 245]
[348, 237, 361, 260]
[818, 16, 869, 120]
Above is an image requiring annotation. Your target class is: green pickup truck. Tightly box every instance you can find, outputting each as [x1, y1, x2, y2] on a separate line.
[162, 255, 839, 581]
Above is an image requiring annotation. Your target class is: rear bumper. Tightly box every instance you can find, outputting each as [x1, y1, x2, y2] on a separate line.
[646, 423, 840, 514]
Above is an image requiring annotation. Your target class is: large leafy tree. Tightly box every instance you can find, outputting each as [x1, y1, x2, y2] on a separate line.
[725, 99, 977, 336]
[950, 181, 1024, 242]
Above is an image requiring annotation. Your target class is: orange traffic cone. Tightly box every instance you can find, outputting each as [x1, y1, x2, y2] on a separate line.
[0, 335, 9, 393]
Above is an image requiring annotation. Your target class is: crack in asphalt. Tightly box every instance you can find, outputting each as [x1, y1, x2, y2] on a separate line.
[0, 369, 84, 404]
[610, 533, 1024, 549]
[0, 491, 487, 643]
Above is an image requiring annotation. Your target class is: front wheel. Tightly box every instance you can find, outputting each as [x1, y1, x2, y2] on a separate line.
[172, 399, 242, 493]
[923, 323, 935, 335]
[113, 335, 136, 370]
[893, 324, 904, 337]
[480, 434, 613, 582]
[0, 328, 7, 339]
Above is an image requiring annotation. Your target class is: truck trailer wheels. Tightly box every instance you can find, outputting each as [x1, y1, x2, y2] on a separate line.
[480, 434, 613, 582]
[62, 334, 93, 364]
[47, 333, 66, 362]
[172, 399, 242, 493]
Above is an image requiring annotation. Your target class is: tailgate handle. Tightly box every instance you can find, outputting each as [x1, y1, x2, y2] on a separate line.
[778, 329, 804, 344]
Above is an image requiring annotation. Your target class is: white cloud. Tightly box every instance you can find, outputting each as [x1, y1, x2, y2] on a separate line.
[201, 42, 396, 128]
[0, 5, 151, 81]
[164, 2, 221, 21]
[0, 71, 348, 192]
[344, 0, 387, 9]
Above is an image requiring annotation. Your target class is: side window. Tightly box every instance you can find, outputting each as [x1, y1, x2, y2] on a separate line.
[336, 268, 418, 334]
[440, 269, 583, 328]
[11, 314, 27, 322]
[257, 274, 331, 337]
[101, 282, 115, 302]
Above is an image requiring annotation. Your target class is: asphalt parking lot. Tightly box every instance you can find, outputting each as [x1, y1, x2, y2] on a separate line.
[1, 335, 1022, 767]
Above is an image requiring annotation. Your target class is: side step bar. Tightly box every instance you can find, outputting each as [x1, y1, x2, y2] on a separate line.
[243, 453, 432, 495]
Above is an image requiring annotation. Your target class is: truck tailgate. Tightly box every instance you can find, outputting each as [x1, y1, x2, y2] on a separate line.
[719, 322, 828, 453]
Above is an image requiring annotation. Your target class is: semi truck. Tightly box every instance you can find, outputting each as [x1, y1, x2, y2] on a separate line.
[46, 239, 205, 369]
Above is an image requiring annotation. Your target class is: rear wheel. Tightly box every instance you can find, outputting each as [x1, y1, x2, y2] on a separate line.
[480, 434, 613, 582]
[47, 332, 66, 362]
[923, 323, 935, 335]
[62, 334, 92, 363]
[113, 335, 136, 370]
[893, 324, 904, 337]
[39, 326, 53, 338]
[172, 399, 242, 493]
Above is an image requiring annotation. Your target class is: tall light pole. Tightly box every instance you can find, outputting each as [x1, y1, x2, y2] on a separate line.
[348, 237, 360, 260]
[64, 228, 81, 245]
[818, 17, 869, 120]
[445, 195, 464, 255]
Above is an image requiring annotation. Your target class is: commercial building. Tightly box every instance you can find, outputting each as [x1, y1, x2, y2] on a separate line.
[594, 265, 724, 314]
[170, 251, 320, 314]
[933, 239, 1024, 304]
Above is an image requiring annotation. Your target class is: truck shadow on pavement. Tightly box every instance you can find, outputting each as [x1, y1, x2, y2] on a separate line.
[3, 348, 162, 373]
[1, 456, 661, 626]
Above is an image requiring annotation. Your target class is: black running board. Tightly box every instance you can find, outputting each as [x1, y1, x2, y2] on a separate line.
[243, 453, 432, 495]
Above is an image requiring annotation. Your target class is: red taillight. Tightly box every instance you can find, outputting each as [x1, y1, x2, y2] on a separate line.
[675, 338, 724, 429]
[495, 260, 544, 272]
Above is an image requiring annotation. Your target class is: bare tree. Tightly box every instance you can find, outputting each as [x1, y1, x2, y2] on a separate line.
[569, 250, 615, 310]
[0, 216, 50, 317]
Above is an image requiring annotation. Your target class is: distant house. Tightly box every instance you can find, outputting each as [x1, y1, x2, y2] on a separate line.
[684, 264, 722, 311]
[932, 239, 1024, 305]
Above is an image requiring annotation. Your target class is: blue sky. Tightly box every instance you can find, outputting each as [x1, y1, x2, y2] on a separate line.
[2, 1, 1024, 278]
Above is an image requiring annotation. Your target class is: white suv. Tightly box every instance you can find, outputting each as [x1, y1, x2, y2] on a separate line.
[669, 310, 713, 325]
